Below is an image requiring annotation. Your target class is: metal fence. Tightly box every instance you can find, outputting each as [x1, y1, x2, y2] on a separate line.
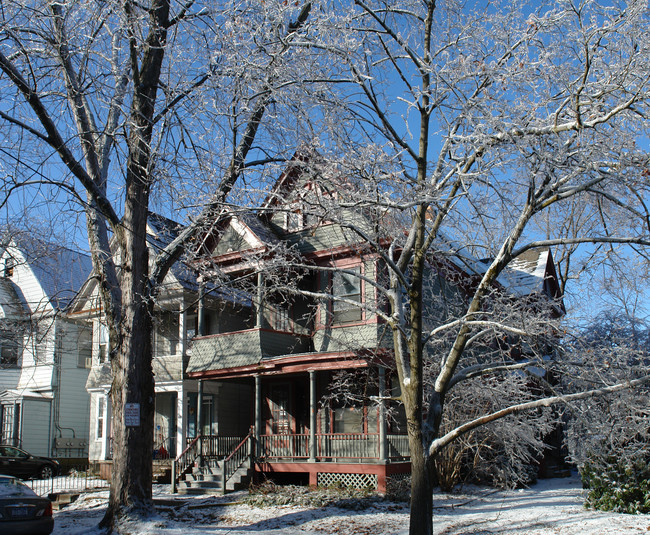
[26, 466, 110, 497]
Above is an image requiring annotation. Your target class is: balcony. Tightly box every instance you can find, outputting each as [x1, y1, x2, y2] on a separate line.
[187, 328, 312, 374]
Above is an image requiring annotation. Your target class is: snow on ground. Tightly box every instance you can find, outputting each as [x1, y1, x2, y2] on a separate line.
[51, 474, 650, 534]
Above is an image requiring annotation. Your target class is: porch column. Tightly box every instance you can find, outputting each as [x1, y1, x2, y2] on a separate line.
[197, 379, 204, 466]
[197, 380, 204, 437]
[197, 280, 206, 336]
[379, 366, 388, 462]
[255, 272, 265, 328]
[309, 370, 317, 462]
[255, 375, 262, 458]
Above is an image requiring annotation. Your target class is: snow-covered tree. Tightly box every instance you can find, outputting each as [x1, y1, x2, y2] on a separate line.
[272, 1, 650, 533]
[0, 0, 318, 529]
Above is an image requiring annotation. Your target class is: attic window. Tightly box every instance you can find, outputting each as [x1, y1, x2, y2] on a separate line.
[4, 257, 14, 277]
[287, 210, 303, 231]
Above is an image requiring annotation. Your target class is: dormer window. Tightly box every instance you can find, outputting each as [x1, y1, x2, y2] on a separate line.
[287, 210, 303, 232]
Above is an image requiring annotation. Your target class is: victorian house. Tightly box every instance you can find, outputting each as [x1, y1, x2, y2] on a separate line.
[170, 158, 564, 495]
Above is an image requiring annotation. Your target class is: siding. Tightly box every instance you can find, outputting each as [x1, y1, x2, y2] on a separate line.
[188, 330, 311, 373]
[20, 398, 52, 456]
[54, 321, 91, 451]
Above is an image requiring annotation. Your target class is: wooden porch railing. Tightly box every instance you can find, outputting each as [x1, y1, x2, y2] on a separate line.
[172, 435, 200, 491]
[222, 430, 254, 491]
[387, 434, 410, 460]
[172, 434, 246, 492]
[260, 434, 309, 459]
[316, 433, 380, 460]
[172, 432, 410, 491]
[259, 433, 410, 461]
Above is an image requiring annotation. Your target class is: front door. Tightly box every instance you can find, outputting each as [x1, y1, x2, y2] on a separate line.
[268, 384, 291, 434]
[266, 384, 294, 457]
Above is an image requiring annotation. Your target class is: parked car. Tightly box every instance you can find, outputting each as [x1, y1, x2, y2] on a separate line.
[0, 446, 59, 479]
[0, 475, 53, 535]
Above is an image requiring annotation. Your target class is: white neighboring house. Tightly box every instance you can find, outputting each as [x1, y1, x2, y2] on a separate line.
[70, 213, 250, 466]
[0, 234, 93, 459]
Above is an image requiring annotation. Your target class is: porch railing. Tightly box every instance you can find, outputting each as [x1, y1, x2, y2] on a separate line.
[198, 435, 244, 458]
[172, 434, 249, 492]
[172, 431, 410, 491]
[172, 435, 201, 490]
[222, 431, 253, 491]
[260, 434, 309, 459]
[387, 434, 410, 460]
[317, 433, 380, 460]
[259, 433, 410, 461]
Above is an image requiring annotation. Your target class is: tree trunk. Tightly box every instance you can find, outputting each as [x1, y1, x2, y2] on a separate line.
[408, 429, 434, 535]
[101, 206, 155, 528]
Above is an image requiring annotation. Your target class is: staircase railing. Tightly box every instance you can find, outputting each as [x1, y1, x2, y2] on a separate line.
[171, 435, 201, 492]
[221, 429, 253, 493]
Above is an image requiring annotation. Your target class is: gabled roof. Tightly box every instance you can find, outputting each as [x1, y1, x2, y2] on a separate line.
[146, 212, 201, 292]
[69, 212, 253, 314]
[499, 248, 556, 296]
[2, 234, 93, 311]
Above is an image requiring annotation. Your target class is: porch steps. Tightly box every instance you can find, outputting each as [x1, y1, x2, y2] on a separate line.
[177, 459, 252, 495]
[153, 460, 172, 484]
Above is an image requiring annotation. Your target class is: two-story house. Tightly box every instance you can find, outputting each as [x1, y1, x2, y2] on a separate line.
[171, 158, 564, 495]
[0, 233, 93, 461]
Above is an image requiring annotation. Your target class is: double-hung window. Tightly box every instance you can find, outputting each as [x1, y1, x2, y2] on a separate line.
[332, 266, 362, 324]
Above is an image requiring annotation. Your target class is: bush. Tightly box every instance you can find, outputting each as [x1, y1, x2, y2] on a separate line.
[581, 454, 650, 514]
[244, 481, 380, 508]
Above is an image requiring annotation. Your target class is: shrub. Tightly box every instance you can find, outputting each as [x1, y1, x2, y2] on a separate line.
[244, 481, 379, 508]
[581, 454, 650, 514]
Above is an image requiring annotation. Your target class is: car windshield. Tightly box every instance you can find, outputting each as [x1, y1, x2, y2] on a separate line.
[0, 477, 35, 498]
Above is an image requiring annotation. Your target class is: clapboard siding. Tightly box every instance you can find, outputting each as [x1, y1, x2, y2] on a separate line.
[56, 321, 91, 446]
[20, 398, 52, 457]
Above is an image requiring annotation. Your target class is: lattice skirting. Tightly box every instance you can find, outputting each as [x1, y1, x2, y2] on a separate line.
[317, 472, 378, 489]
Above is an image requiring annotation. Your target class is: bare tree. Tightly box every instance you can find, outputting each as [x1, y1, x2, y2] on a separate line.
[0, 0, 317, 529]
[273, 1, 650, 533]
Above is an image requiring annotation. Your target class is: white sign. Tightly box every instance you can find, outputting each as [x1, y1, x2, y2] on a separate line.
[125, 403, 140, 427]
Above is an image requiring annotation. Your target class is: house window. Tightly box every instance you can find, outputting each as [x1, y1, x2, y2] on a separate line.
[186, 394, 214, 438]
[96, 396, 105, 440]
[155, 311, 179, 357]
[77, 326, 92, 368]
[4, 257, 14, 277]
[0, 331, 19, 368]
[332, 266, 362, 323]
[98, 322, 109, 362]
[333, 406, 364, 433]
[0, 404, 18, 445]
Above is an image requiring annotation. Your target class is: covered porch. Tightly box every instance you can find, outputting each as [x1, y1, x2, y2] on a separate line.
[177, 350, 411, 492]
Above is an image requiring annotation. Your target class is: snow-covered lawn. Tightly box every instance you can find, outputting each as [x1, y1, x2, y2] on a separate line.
[52, 474, 650, 534]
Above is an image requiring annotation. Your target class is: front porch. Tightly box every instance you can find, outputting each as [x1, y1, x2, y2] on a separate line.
[173, 431, 410, 494]
[173, 360, 411, 493]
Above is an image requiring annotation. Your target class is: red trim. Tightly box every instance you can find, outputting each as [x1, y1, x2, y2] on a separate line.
[187, 349, 390, 379]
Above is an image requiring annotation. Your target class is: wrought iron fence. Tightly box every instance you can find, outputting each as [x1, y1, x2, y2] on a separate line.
[26, 465, 109, 497]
